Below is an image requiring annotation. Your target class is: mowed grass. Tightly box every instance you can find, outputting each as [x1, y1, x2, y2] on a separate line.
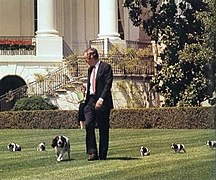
[0, 129, 215, 180]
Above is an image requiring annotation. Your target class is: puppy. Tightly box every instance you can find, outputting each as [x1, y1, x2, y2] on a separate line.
[51, 135, 71, 162]
[7, 142, 21, 152]
[171, 143, 186, 153]
[206, 140, 216, 149]
[140, 146, 150, 156]
[37, 142, 46, 151]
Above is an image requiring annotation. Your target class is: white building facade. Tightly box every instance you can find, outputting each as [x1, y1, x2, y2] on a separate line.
[0, 0, 150, 87]
[0, 0, 154, 110]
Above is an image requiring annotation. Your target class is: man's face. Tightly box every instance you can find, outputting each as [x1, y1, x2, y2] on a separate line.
[84, 52, 94, 67]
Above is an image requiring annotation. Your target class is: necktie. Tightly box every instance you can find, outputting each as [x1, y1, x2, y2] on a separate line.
[92, 66, 96, 93]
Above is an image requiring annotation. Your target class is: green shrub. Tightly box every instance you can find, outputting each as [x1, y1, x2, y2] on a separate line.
[12, 96, 58, 111]
[0, 107, 214, 129]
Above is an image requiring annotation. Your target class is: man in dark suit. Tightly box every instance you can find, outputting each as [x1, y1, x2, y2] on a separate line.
[83, 47, 113, 161]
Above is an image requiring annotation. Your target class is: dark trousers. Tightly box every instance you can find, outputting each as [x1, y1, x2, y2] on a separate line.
[84, 95, 110, 159]
[78, 103, 85, 122]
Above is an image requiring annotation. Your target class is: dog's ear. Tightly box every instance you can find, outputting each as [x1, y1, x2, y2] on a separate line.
[51, 137, 57, 148]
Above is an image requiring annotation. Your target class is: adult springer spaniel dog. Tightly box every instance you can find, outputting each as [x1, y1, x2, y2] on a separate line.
[51, 135, 71, 162]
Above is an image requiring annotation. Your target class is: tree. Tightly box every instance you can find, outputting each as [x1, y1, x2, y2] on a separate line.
[124, 0, 215, 106]
[203, 0, 216, 105]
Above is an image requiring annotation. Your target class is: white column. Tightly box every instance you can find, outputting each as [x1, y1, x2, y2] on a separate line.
[98, 0, 120, 40]
[35, 0, 62, 60]
[36, 0, 59, 36]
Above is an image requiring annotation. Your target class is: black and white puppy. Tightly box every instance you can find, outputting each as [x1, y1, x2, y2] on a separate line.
[140, 146, 150, 156]
[7, 142, 21, 152]
[37, 142, 46, 151]
[51, 135, 71, 162]
[171, 143, 186, 153]
[206, 140, 216, 149]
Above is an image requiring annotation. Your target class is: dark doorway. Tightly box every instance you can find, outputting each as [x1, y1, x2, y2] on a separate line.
[0, 75, 27, 111]
[0, 75, 26, 95]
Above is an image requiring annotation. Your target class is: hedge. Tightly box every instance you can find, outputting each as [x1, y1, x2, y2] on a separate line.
[0, 110, 78, 129]
[110, 107, 215, 129]
[0, 107, 215, 129]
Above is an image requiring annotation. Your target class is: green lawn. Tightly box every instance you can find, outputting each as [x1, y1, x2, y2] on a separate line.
[0, 129, 215, 180]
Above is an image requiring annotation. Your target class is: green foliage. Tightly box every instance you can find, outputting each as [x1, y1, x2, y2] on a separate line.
[152, 42, 214, 106]
[109, 47, 156, 107]
[108, 45, 153, 75]
[116, 81, 147, 108]
[64, 53, 79, 76]
[178, 43, 214, 106]
[203, 0, 216, 105]
[34, 73, 45, 83]
[65, 53, 78, 66]
[125, 0, 215, 106]
[1, 106, 214, 129]
[110, 107, 215, 129]
[12, 96, 58, 111]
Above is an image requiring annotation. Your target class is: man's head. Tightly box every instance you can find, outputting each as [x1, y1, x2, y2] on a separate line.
[83, 48, 99, 67]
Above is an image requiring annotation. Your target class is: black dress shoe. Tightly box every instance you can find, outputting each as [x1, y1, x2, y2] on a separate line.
[99, 157, 107, 160]
[99, 153, 107, 160]
[99, 155, 107, 160]
[88, 154, 99, 161]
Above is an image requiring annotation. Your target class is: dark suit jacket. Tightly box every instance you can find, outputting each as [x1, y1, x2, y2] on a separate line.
[86, 61, 114, 110]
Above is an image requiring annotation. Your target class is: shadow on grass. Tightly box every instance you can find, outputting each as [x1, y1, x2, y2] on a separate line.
[59, 158, 74, 162]
[107, 156, 139, 160]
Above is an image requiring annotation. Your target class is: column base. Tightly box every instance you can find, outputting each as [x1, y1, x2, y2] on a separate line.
[36, 36, 63, 60]
[36, 30, 59, 37]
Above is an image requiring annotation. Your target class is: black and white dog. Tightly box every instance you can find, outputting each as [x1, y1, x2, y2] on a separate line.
[171, 143, 186, 153]
[7, 143, 21, 152]
[206, 140, 216, 149]
[140, 146, 150, 156]
[37, 142, 46, 151]
[51, 135, 71, 162]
